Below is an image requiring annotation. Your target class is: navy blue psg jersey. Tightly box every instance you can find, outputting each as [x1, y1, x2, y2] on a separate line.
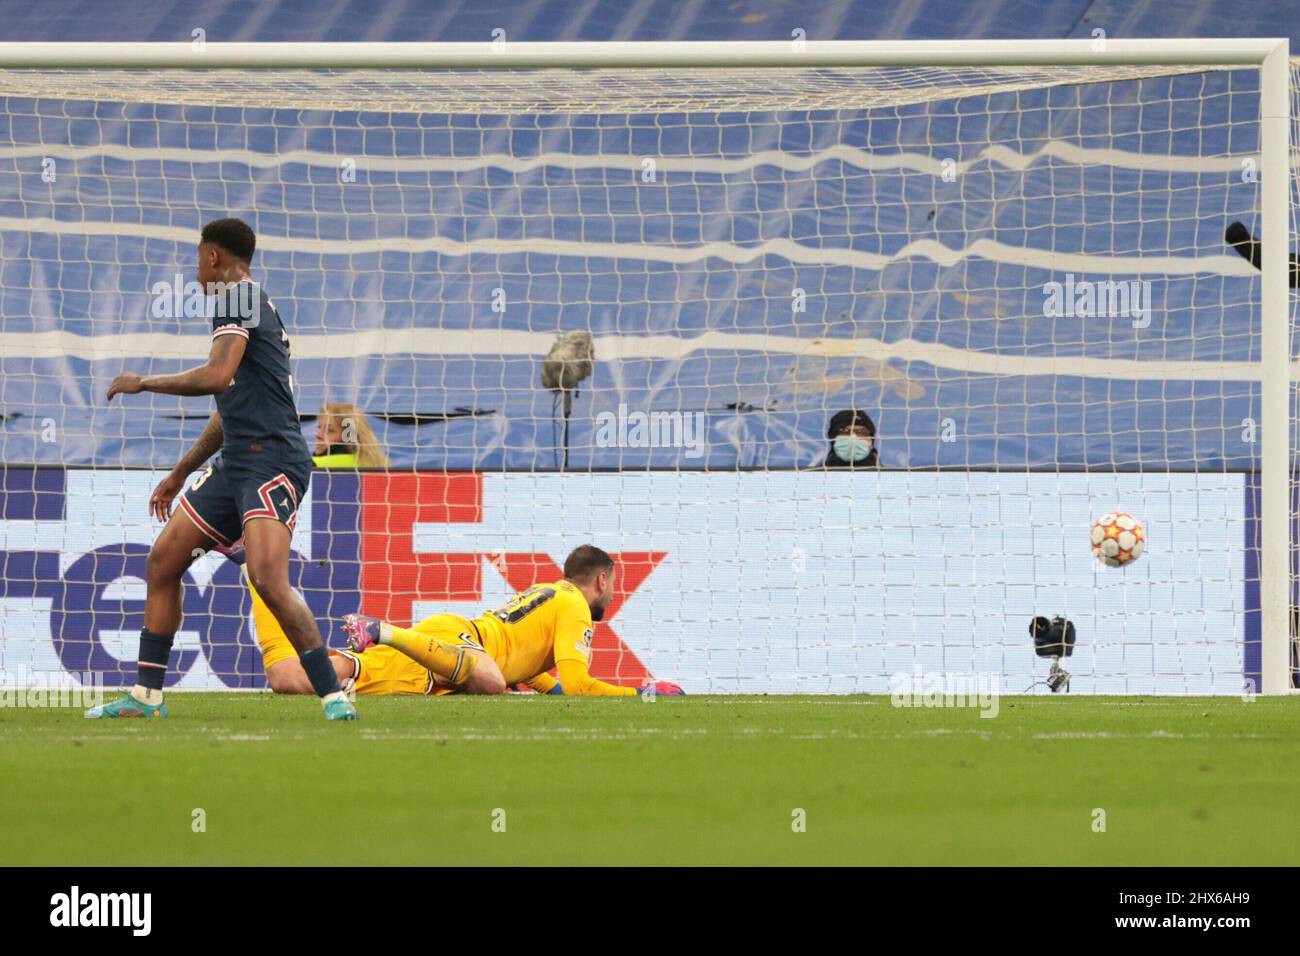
[209, 282, 310, 463]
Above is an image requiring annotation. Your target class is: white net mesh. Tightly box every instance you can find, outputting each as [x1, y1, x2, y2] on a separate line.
[0, 59, 1291, 694]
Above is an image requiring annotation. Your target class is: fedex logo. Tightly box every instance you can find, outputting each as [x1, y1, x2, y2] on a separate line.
[0, 468, 657, 689]
[357, 473, 655, 684]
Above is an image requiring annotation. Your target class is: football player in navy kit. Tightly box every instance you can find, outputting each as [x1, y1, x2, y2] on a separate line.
[90, 218, 357, 720]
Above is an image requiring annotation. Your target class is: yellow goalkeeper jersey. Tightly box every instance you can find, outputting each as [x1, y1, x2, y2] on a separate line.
[470, 579, 636, 696]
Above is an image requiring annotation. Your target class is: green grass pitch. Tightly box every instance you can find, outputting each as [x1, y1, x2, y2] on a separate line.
[1, 693, 1295, 865]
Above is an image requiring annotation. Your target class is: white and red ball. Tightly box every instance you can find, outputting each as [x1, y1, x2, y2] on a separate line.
[1090, 512, 1145, 568]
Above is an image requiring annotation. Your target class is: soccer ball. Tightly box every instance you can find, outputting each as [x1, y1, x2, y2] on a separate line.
[1090, 512, 1145, 567]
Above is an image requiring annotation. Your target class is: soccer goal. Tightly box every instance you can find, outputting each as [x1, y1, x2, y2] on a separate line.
[0, 39, 1293, 695]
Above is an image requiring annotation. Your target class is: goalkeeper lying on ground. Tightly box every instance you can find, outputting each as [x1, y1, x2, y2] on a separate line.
[255, 543, 684, 698]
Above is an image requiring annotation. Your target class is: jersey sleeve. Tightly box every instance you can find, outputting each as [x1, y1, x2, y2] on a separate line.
[551, 596, 636, 697]
[551, 596, 594, 667]
[211, 286, 251, 342]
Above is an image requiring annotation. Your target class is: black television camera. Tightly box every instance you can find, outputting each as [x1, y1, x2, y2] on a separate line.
[1029, 616, 1076, 693]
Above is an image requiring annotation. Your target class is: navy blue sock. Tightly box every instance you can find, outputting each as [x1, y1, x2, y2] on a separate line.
[137, 628, 174, 691]
[299, 647, 342, 698]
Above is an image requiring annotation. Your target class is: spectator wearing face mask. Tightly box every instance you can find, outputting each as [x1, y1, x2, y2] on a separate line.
[821, 409, 878, 468]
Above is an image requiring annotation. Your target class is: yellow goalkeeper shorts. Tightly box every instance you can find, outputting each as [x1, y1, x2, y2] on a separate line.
[339, 613, 489, 695]
[332, 645, 440, 696]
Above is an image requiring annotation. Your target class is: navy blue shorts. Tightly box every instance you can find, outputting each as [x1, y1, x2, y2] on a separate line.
[177, 450, 309, 549]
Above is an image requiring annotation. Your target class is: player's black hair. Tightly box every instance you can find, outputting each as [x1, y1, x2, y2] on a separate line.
[822, 408, 879, 468]
[200, 218, 257, 263]
[563, 544, 615, 583]
[826, 408, 875, 439]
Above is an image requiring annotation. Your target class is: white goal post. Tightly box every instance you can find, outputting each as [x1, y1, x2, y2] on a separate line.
[0, 39, 1292, 694]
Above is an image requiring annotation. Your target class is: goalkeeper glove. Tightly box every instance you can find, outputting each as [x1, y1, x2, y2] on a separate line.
[639, 680, 685, 698]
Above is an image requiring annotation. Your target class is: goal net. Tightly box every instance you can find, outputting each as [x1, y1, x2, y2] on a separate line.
[0, 44, 1294, 695]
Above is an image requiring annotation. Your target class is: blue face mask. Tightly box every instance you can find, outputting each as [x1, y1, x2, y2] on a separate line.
[834, 435, 874, 463]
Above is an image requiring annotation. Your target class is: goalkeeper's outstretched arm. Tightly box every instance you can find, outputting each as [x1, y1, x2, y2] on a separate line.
[520, 665, 685, 697]
[1225, 221, 1300, 288]
[553, 658, 638, 697]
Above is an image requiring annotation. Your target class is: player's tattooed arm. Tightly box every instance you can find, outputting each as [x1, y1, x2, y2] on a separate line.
[148, 412, 224, 521]
[175, 411, 225, 476]
[108, 332, 246, 400]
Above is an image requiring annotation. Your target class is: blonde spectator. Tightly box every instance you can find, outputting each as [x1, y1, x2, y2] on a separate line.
[312, 402, 390, 468]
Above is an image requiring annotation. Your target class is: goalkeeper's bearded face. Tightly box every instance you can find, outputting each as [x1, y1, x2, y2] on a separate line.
[589, 567, 616, 622]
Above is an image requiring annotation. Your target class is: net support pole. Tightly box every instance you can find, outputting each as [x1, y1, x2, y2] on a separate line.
[1258, 40, 1292, 695]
